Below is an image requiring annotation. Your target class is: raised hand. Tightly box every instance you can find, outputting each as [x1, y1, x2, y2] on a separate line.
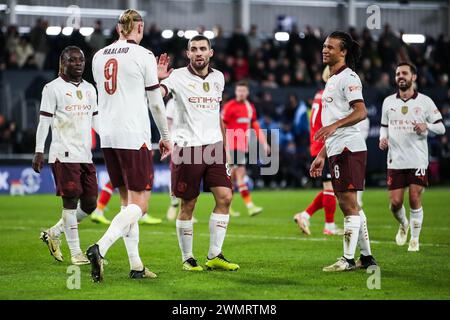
[157, 53, 173, 81]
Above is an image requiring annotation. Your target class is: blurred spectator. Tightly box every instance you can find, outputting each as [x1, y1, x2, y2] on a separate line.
[212, 25, 228, 53]
[261, 73, 278, 89]
[15, 36, 34, 68]
[257, 92, 277, 119]
[0, 114, 17, 147]
[227, 26, 249, 57]
[29, 19, 48, 69]
[233, 52, 249, 81]
[142, 23, 163, 55]
[0, 20, 7, 70]
[88, 20, 107, 53]
[248, 25, 262, 55]
[375, 72, 391, 95]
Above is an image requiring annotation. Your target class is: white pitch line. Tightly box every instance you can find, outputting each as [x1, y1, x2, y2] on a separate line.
[2, 226, 449, 248]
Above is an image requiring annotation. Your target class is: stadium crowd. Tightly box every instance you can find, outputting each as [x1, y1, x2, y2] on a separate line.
[1, 19, 450, 184]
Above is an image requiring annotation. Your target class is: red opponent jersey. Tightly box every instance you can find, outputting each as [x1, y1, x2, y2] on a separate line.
[221, 99, 261, 152]
[309, 89, 325, 157]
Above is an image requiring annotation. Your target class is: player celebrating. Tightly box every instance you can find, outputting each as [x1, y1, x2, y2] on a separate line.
[87, 9, 171, 282]
[221, 81, 270, 217]
[34, 46, 98, 265]
[294, 67, 343, 236]
[159, 35, 239, 271]
[310, 31, 377, 272]
[379, 62, 445, 251]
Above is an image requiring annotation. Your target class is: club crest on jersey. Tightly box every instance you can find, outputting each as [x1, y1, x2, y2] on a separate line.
[401, 106, 408, 115]
[414, 107, 422, 116]
[203, 82, 210, 92]
[76, 90, 83, 100]
[214, 82, 221, 92]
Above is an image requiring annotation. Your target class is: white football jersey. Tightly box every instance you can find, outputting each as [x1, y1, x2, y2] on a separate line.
[381, 91, 442, 169]
[39, 76, 97, 163]
[161, 65, 224, 147]
[92, 39, 159, 150]
[321, 66, 367, 157]
[357, 117, 370, 140]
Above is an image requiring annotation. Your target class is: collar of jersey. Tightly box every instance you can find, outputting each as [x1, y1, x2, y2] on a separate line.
[187, 64, 213, 80]
[59, 73, 83, 87]
[396, 90, 418, 102]
[330, 64, 347, 77]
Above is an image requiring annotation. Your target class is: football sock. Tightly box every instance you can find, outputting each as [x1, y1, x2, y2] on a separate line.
[123, 221, 143, 271]
[208, 213, 229, 259]
[176, 219, 194, 262]
[97, 182, 113, 212]
[97, 204, 142, 258]
[358, 210, 372, 256]
[238, 183, 253, 208]
[305, 191, 324, 216]
[410, 207, 424, 240]
[63, 208, 82, 256]
[76, 203, 89, 222]
[301, 211, 310, 221]
[357, 190, 364, 207]
[325, 222, 336, 230]
[391, 205, 408, 227]
[343, 215, 361, 260]
[49, 218, 64, 238]
[323, 189, 336, 223]
[170, 195, 179, 207]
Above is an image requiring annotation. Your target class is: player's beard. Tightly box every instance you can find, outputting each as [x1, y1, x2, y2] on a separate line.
[191, 58, 209, 72]
[397, 78, 412, 92]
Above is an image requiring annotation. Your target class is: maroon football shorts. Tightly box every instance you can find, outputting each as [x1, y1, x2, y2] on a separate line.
[387, 168, 428, 190]
[328, 148, 367, 192]
[171, 142, 232, 200]
[50, 161, 98, 198]
[102, 146, 154, 192]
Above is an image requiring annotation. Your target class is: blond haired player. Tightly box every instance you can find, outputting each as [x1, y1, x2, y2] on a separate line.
[379, 62, 445, 251]
[87, 9, 171, 282]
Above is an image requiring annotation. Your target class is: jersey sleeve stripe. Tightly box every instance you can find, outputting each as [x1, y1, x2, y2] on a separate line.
[163, 92, 173, 104]
[160, 83, 169, 96]
[40, 111, 53, 117]
[433, 119, 443, 124]
[145, 84, 160, 91]
[349, 99, 364, 107]
[93, 111, 98, 116]
[381, 124, 388, 127]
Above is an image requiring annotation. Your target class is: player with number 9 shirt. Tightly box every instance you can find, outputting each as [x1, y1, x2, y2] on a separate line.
[88, 8, 171, 282]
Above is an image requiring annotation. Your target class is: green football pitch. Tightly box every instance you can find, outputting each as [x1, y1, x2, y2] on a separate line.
[1, 189, 449, 300]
